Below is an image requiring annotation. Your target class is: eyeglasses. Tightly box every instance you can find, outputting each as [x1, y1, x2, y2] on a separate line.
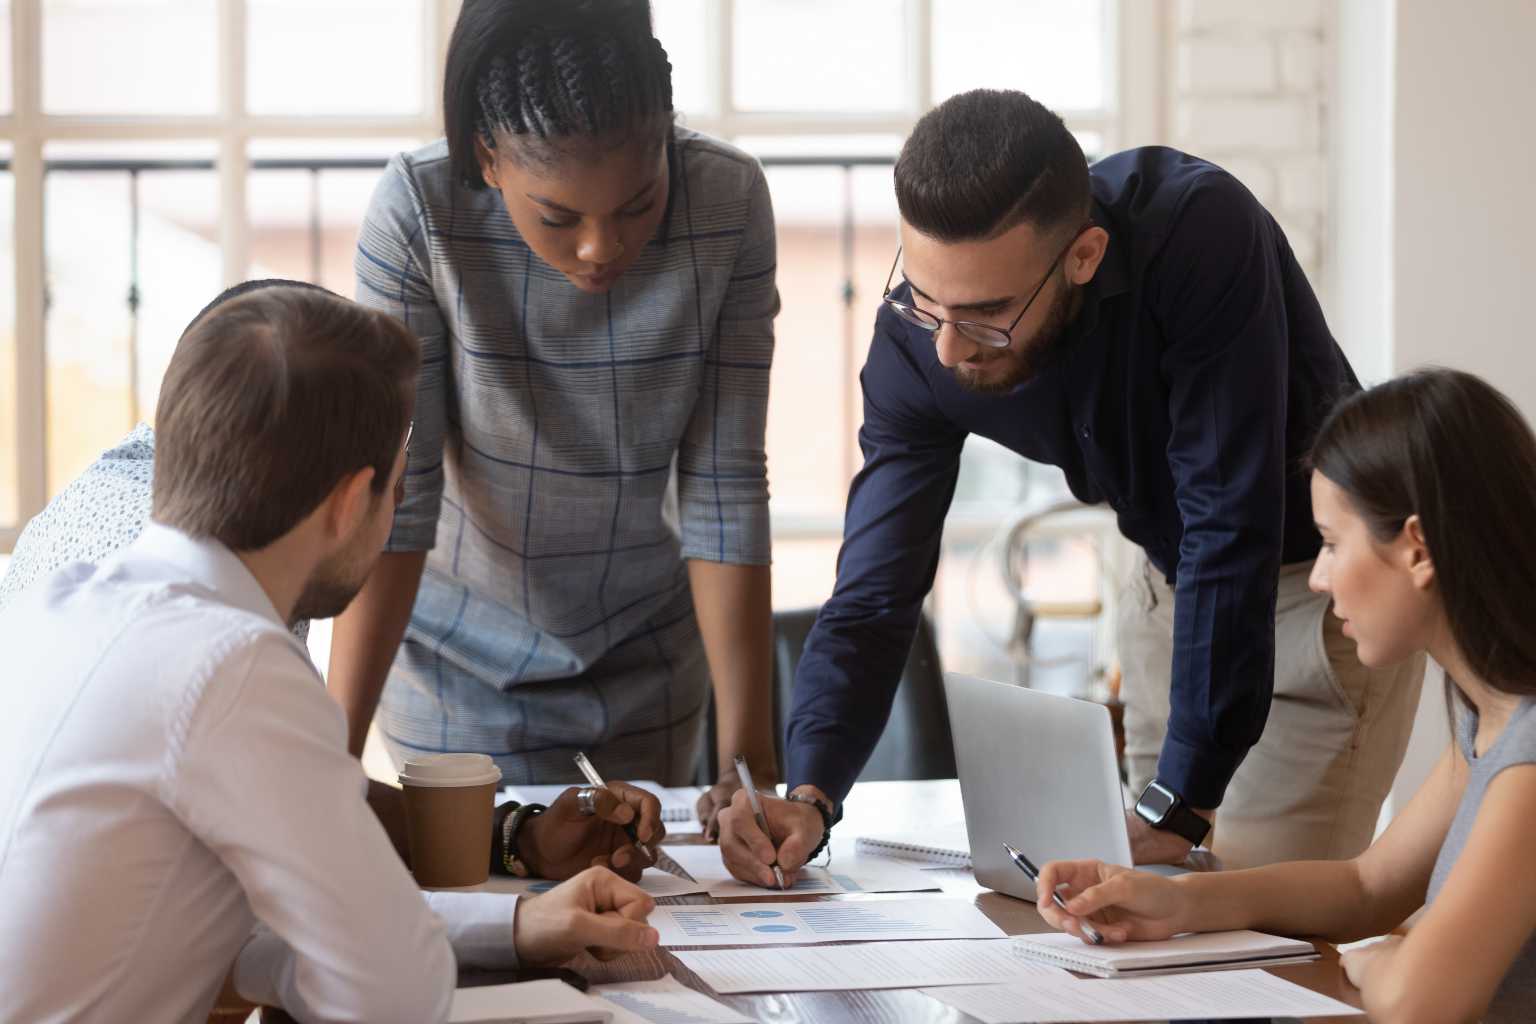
[393, 420, 414, 508]
[881, 224, 1092, 350]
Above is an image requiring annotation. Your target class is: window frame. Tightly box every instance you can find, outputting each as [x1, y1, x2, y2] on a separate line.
[0, 0, 1166, 551]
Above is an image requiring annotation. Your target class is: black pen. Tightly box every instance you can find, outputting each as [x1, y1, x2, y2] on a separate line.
[1002, 841, 1103, 944]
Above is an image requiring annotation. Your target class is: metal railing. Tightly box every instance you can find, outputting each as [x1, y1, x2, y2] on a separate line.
[0, 152, 895, 460]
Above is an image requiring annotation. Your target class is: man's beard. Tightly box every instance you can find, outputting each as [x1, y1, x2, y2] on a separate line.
[950, 285, 1078, 395]
[291, 545, 372, 623]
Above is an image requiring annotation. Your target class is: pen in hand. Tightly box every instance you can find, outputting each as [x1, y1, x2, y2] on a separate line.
[1002, 841, 1103, 945]
[733, 755, 787, 891]
[573, 751, 656, 866]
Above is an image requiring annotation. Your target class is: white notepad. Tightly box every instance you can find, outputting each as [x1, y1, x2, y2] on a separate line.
[448, 978, 611, 1023]
[1010, 930, 1318, 978]
[853, 824, 971, 867]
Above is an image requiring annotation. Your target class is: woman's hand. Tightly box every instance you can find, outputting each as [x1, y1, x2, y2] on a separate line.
[512, 866, 659, 964]
[1342, 935, 1402, 990]
[1035, 859, 1190, 944]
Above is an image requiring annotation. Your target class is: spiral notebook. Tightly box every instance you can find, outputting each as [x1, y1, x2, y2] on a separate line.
[1010, 929, 1319, 978]
[853, 825, 972, 867]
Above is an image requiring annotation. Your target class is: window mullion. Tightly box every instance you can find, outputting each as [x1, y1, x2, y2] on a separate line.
[712, 0, 734, 138]
[12, 0, 46, 528]
[219, 0, 249, 286]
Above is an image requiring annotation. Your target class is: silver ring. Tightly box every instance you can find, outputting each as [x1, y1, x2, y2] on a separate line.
[576, 786, 599, 816]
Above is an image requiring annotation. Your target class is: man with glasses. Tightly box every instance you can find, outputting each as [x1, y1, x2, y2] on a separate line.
[717, 88, 1425, 883]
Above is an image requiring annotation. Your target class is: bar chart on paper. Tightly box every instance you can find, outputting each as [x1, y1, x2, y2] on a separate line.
[651, 898, 1006, 947]
[593, 977, 755, 1024]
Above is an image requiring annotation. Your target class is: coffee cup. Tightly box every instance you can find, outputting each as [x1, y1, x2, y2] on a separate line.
[397, 753, 503, 888]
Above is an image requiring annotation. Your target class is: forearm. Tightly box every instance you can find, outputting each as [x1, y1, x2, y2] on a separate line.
[327, 550, 427, 756]
[1174, 858, 1382, 940]
[687, 560, 777, 779]
[367, 780, 411, 866]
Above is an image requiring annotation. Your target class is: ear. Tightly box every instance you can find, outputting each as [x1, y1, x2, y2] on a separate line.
[1401, 514, 1436, 591]
[320, 467, 379, 544]
[1065, 225, 1109, 286]
[474, 135, 501, 191]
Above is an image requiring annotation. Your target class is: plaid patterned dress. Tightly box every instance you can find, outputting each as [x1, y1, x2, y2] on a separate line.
[355, 130, 776, 785]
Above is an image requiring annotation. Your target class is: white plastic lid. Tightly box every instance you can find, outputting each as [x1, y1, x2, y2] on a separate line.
[397, 753, 503, 789]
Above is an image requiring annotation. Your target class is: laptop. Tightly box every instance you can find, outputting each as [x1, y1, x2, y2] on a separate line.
[942, 671, 1158, 902]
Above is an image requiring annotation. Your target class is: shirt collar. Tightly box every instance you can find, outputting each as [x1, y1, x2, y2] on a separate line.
[129, 521, 287, 629]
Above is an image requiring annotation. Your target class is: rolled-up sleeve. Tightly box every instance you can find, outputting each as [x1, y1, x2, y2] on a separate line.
[785, 306, 966, 804]
[1151, 173, 1290, 808]
[355, 154, 449, 553]
[677, 162, 777, 566]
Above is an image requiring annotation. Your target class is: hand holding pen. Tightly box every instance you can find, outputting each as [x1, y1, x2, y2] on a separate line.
[733, 755, 787, 890]
[570, 751, 660, 867]
[1004, 842, 1104, 944]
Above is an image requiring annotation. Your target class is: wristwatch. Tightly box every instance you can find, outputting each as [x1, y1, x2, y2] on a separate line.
[1134, 779, 1211, 847]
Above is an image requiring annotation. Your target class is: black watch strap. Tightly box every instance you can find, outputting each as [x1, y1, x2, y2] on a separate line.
[1137, 779, 1211, 847]
[1158, 800, 1211, 847]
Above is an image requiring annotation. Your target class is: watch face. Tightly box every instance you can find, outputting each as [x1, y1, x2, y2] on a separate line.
[1136, 782, 1177, 824]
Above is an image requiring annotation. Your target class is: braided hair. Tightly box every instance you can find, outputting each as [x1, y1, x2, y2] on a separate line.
[445, 0, 674, 185]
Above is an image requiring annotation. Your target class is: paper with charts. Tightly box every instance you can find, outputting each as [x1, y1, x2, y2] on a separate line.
[674, 938, 1071, 993]
[650, 898, 1006, 947]
[591, 976, 757, 1024]
[660, 843, 939, 898]
[923, 969, 1363, 1022]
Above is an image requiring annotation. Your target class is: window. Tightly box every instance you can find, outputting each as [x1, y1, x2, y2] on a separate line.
[2, 0, 1148, 685]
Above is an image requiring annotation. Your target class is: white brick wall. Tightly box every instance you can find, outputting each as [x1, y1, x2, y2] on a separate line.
[1170, 0, 1331, 279]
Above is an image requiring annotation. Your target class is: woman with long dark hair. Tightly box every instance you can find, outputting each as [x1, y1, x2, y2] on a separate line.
[332, 0, 779, 833]
[1034, 368, 1536, 1023]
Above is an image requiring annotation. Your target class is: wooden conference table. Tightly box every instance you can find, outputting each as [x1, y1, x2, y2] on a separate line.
[265, 779, 1367, 1024]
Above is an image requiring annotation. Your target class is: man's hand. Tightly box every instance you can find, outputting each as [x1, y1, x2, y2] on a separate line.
[694, 771, 743, 842]
[1034, 859, 1190, 945]
[716, 787, 826, 888]
[512, 866, 659, 964]
[1125, 808, 1215, 866]
[1342, 935, 1402, 990]
[519, 783, 666, 883]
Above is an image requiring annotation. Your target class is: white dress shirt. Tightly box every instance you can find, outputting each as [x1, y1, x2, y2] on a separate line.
[0, 523, 518, 1024]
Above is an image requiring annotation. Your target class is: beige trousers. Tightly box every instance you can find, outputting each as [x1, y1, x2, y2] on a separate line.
[1119, 557, 1425, 869]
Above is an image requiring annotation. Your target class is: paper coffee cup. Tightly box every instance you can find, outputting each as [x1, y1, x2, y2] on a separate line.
[398, 753, 503, 888]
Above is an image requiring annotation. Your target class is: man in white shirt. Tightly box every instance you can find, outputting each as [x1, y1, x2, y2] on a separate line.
[0, 284, 661, 1023]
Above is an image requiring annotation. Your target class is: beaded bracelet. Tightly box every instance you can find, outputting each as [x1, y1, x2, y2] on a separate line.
[787, 793, 836, 862]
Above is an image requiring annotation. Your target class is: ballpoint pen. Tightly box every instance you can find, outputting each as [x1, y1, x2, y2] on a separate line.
[573, 751, 656, 865]
[733, 754, 787, 891]
[1002, 841, 1104, 944]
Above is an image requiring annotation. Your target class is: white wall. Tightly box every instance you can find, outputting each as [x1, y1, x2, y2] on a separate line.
[1392, 0, 1536, 409]
[1170, 0, 1331, 285]
[1332, 0, 1536, 819]
[1326, 0, 1395, 385]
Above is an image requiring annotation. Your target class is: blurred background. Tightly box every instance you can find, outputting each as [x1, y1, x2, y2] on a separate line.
[1, 0, 1532, 801]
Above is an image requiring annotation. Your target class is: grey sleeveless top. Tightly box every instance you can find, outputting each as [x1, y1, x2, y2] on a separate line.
[1427, 696, 1536, 1022]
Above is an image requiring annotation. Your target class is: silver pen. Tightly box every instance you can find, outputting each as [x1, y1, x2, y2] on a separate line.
[1002, 841, 1103, 944]
[732, 755, 786, 891]
[573, 751, 655, 865]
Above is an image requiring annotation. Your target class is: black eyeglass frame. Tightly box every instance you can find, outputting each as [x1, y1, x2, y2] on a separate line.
[881, 222, 1094, 350]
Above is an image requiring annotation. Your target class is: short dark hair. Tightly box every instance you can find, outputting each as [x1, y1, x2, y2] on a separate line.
[894, 89, 1091, 242]
[1310, 368, 1536, 701]
[444, 0, 674, 184]
[152, 286, 420, 552]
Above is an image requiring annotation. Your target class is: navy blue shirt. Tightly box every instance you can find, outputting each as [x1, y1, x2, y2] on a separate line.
[785, 147, 1359, 809]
